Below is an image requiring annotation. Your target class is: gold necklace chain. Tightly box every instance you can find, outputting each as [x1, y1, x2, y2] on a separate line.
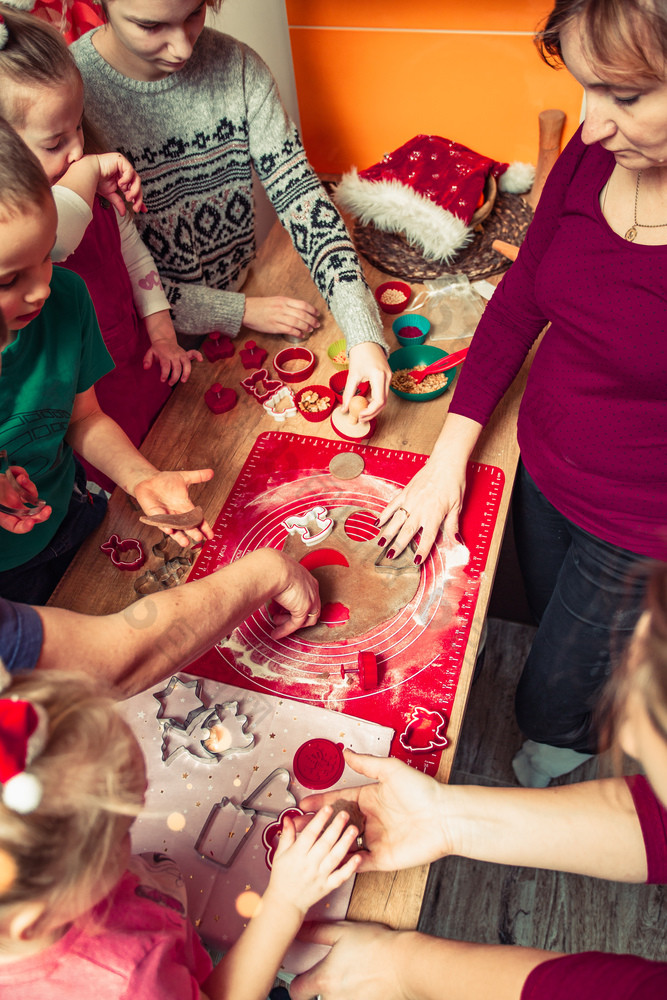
[625, 170, 667, 241]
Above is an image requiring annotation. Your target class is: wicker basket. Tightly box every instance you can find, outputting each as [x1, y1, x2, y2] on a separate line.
[350, 188, 533, 283]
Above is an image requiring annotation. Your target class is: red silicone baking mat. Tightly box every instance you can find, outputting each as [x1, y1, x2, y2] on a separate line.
[188, 431, 504, 775]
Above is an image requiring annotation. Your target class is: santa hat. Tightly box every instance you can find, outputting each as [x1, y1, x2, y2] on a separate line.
[0, 675, 47, 814]
[335, 134, 533, 264]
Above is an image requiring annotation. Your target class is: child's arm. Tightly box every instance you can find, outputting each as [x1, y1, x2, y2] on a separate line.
[200, 806, 362, 1000]
[66, 386, 213, 546]
[56, 152, 145, 216]
[116, 211, 202, 384]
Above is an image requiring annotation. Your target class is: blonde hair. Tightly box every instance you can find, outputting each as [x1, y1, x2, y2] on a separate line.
[600, 563, 667, 758]
[0, 671, 145, 951]
[0, 5, 80, 128]
[536, 0, 667, 83]
[0, 116, 51, 221]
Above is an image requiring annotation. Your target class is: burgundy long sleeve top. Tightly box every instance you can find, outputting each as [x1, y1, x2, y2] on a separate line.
[449, 127, 667, 559]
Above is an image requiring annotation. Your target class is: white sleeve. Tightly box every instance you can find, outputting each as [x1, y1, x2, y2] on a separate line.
[116, 208, 171, 319]
[52, 186, 93, 262]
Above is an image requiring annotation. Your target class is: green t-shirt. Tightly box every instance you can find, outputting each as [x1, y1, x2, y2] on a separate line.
[0, 268, 113, 571]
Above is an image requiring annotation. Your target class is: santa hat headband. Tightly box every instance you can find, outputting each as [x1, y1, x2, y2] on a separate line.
[335, 134, 532, 264]
[0, 683, 46, 814]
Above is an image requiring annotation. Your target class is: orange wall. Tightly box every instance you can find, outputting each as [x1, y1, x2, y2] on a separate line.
[285, 1, 583, 173]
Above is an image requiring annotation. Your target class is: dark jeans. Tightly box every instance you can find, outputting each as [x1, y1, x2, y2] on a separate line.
[0, 461, 107, 606]
[512, 462, 651, 753]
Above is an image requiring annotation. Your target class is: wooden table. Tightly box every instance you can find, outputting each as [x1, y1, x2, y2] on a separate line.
[50, 220, 530, 932]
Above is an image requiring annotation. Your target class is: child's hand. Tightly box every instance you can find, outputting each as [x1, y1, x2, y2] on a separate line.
[264, 805, 362, 917]
[96, 152, 146, 215]
[143, 339, 203, 386]
[242, 296, 320, 339]
[134, 469, 214, 546]
[0, 466, 52, 534]
[344, 342, 391, 420]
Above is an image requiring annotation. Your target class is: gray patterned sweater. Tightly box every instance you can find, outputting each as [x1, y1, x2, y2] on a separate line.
[72, 28, 386, 349]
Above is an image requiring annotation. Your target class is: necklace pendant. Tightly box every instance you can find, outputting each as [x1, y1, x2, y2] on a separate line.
[625, 226, 637, 242]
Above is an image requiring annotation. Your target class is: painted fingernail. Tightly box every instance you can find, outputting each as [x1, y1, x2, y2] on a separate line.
[414, 554, 422, 566]
[455, 532, 465, 545]
[377, 537, 386, 547]
[386, 549, 395, 560]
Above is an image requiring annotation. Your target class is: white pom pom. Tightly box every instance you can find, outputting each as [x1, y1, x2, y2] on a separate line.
[499, 162, 536, 194]
[3, 773, 42, 814]
[0, 20, 7, 50]
[0, 1, 37, 10]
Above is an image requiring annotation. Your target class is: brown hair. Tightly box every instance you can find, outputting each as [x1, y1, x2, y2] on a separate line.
[0, 5, 80, 127]
[536, 0, 667, 82]
[0, 116, 51, 221]
[600, 563, 667, 758]
[98, 0, 224, 18]
[0, 671, 145, 951]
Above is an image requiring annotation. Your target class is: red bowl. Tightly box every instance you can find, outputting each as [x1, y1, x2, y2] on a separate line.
[328, 371, 370, 404]
[374, 280, 412, 315]
[294, 384, 336, 422]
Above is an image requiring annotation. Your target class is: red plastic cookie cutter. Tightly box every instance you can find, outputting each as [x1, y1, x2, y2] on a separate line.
[204, 382, 237, 413]
[273, 346, 316, 383]
[399, 707, 449, 753]
[202, 331, 235, 362]
[240, 340, 268, 369]
[262, 807, 304, 870]
[340, 651, 378, 691]
[293, 738, 345, 789]
[240, 368, 284, 402]
[100, 533, 146, 571]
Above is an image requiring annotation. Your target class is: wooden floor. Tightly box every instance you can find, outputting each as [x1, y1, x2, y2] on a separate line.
[418, 619, 667, 961]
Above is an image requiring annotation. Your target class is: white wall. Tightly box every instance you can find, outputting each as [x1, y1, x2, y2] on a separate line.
[207, 0, 300, 243]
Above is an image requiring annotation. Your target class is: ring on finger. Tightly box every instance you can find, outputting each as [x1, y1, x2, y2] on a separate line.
[306, 612, 319, 618]
[396, 507, 409, 517]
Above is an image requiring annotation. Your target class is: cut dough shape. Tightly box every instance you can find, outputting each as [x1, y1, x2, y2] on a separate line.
[329, 452, 365, 480]
[196, 798, 256, 868]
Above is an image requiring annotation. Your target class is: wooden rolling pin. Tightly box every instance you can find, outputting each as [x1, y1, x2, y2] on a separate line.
[492, 239, 520, 262]
[525, 109, 566, 210]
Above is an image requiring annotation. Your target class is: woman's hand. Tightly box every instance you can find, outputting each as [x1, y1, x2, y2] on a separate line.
[290, 921, 407, 1000]
[243, 296, 320, 339]
[134, 468, 214, 546]
[95, 151, 146, 215]
[266, 805, 362, 916]
[0, 466, 52, 534]
[344, 342, 391, 419]
[376, 413, 483, 562]
[298, 750, 452, 873]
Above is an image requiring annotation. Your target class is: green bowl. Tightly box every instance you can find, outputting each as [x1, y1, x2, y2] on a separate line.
[388, 345, 457, 401]
[392, 313, 431, 347]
